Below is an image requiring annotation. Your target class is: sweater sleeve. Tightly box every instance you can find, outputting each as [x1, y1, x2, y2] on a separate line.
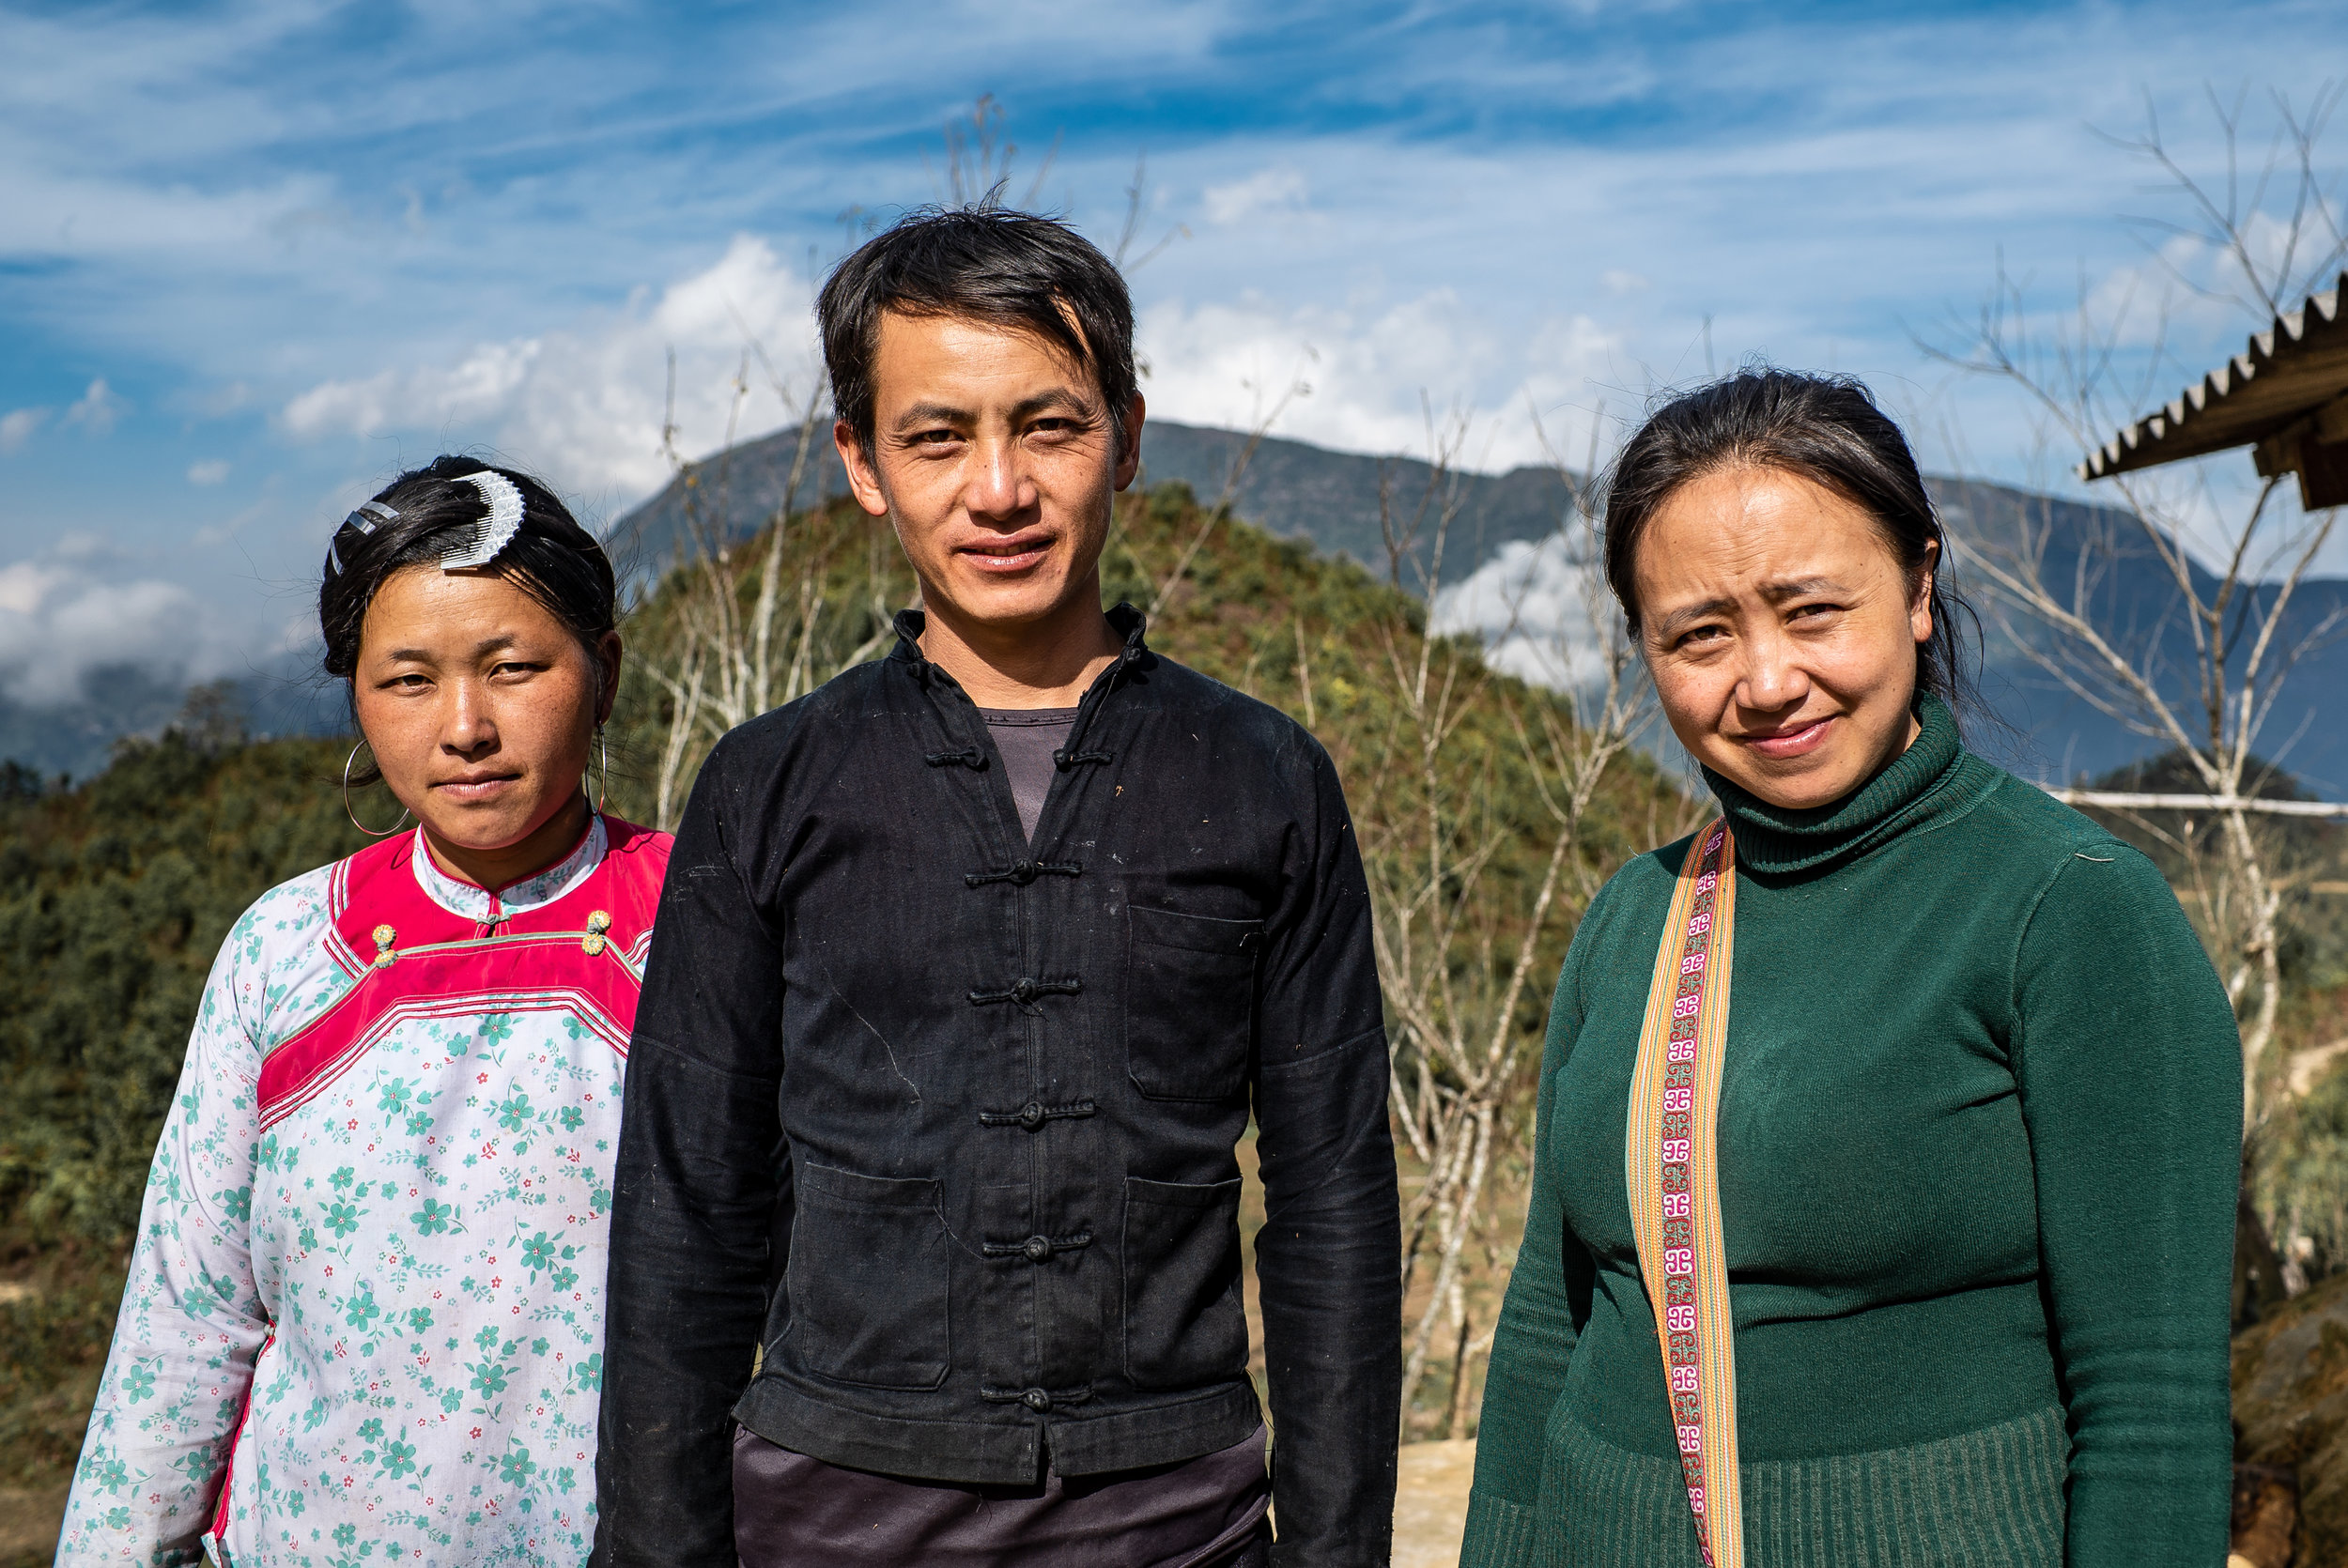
[1460, 892, 1607, 1568]
[57, 903, 277, 1566]
[594, 737, 788, 1568]
[2012, 844, 2239, 1568]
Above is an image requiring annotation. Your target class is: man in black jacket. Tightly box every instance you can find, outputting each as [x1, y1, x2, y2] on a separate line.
[593, 208, 1399, 1568]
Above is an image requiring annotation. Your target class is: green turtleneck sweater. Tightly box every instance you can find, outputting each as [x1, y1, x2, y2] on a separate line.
[1462, 700, 2239, 1568]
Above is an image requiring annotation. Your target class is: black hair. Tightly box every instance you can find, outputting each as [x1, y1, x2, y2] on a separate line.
[318, 456, 618, 780]
[817, 206, 1138, 460]
[1600, 369, 1982, 727]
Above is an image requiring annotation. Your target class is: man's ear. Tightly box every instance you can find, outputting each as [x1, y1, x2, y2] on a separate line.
[835, 420, 890, 518]
[1113, 393, 1147, 493]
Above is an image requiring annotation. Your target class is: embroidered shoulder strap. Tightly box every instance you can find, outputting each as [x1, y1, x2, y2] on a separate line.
[1626, 819, 1742, 1567]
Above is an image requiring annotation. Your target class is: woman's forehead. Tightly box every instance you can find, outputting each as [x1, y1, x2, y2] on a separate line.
[1637, 467, 1893, 595]
[358, 566, 572, 655]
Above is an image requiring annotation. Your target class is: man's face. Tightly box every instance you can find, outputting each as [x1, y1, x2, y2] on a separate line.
[837, 309, 1143, 637]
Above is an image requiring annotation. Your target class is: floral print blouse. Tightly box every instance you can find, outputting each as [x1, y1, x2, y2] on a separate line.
[59, 815, 672, 1568]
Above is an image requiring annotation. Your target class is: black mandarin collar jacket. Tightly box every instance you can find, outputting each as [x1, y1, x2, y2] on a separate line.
[594, 605, 1400, 1568]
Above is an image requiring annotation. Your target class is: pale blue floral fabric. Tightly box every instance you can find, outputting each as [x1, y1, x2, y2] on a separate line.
[60, 825, 631, 1567]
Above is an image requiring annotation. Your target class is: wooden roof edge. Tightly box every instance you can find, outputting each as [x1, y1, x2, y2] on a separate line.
[2079, 270, 2348, 482]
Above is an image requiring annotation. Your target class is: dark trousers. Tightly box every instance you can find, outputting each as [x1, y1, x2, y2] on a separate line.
[731, 1423, 1273, 1568]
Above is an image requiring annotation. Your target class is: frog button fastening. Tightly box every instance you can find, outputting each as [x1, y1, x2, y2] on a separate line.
[582, 910, 613, 956]
[372, 925, 397, 967]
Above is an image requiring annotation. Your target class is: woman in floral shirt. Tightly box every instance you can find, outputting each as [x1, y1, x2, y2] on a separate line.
[59, 457, 671, 1567]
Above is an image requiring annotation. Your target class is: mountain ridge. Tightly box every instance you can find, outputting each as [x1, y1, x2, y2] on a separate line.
[610, 418, 2348, 791]
[5, 419, 2340, 788]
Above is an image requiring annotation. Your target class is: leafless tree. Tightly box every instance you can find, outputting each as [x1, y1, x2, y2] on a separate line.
[1116, 387, 1677, 1435]
[929, 94, 1058, 211]
[1120, 360, 1312, 621]
[1930, 86, 2347, 1306]
[639, 352, 897, 829]
[1350, 409, 1679, 1435]
[2113, 84, 2346, 324]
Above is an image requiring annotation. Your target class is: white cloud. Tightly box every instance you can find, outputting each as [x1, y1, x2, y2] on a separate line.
[0, 407, 44, 453]
[0, 549, 240, 705]
[8, 0, 2348, 638]
[61, 377, 125, 435]
[1429, 532, 1613, 689]
[1137, 289, 1625, 470]
[1203, 166, 1309, 226]
[280, 235, 820, 500]
[187, 459, 230, 484]
[0, 381, 128, 453]
[284, 339, 540, 442]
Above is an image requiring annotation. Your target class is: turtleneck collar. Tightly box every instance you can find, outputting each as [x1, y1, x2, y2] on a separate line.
[1701, 694, 1968, 874]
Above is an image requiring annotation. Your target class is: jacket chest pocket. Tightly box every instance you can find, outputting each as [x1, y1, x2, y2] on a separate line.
[1124, 906, 1263, 1101]
[785, 1162, 951, 1390]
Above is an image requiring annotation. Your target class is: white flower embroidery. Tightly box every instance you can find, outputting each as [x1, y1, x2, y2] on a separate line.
[61, 833, 640, 1568]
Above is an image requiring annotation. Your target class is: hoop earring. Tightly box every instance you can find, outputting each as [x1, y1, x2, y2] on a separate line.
[584, 725, 608, 814]
[344, 741, 414, 838]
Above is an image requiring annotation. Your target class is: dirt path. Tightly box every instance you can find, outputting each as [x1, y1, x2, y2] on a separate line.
[0, 1482, 66, 1566]
[1394, 1438, 1475, 1568]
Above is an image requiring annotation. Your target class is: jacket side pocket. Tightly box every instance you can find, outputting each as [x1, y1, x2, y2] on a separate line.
[785, 1162, 951, 1390]
[1122, 1175, 1246, 1390]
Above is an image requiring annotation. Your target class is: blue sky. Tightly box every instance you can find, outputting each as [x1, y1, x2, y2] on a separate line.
[2, 0, 2344, 708]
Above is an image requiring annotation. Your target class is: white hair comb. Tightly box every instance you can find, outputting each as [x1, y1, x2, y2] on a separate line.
[440, 469, 526, 571]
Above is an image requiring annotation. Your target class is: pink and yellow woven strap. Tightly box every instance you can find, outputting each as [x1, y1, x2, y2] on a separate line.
[1626, 819, 1742, 1568]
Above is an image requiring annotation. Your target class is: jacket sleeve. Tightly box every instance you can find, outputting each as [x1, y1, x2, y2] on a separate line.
[1250, 739, 1401, 1568]
[57, 908, 275, 1566]
[2012, 844, 2239, 1568]
[593, 738, 788, 1568]
[1460, 888, 1605, 1568]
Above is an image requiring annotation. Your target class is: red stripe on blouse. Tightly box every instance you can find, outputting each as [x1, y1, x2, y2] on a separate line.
[256, 816, 671, 1129]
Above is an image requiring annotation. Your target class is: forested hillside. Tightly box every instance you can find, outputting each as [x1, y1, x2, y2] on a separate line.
[0, 732, 367, 1558]
[9, 469, 2342, 1561]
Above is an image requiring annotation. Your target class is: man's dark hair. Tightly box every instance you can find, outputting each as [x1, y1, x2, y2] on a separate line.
[818, 207, 1137, 459]
[1601, 367, 1985, 729]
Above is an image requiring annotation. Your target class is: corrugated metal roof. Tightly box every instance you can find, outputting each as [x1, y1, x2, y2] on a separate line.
[2078, 271, 2348, 481]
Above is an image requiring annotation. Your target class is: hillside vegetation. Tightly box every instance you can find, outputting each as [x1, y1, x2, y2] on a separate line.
[6, 474, 2347, 1567]
[0, 732, 368, 1557]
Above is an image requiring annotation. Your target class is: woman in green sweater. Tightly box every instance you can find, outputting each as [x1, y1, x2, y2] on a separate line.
[1463, 370, 2239, 1568]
